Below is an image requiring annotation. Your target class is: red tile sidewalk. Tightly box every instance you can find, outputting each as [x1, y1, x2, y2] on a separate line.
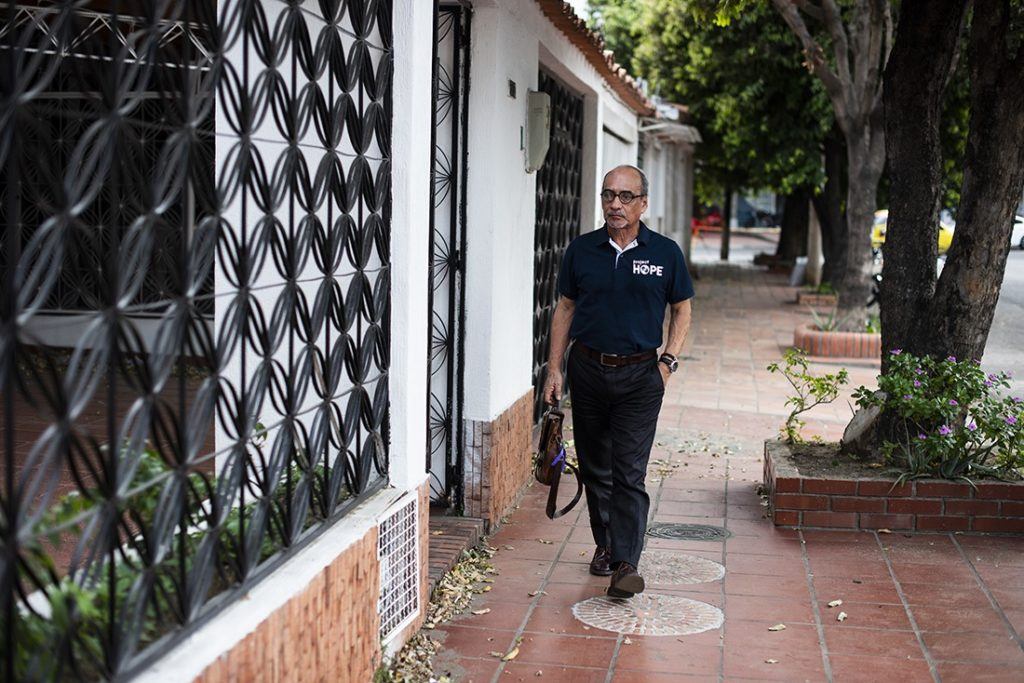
[428, 251, 1024, 682]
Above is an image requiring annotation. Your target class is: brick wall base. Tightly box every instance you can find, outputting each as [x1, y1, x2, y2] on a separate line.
[192, 481, 431, 682]
[194, 530, 382, 683]
[765, 441, 1024, 533]
[463, 390, 534, 529]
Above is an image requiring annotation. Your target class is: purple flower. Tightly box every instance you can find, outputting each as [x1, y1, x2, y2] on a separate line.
[1014, 397, 1023, 404]
[949, 399, 959, 406]
[1007, 415, 1019, 426]
[915, 367, 924, 375]
[988, 373, 998, 382]
[985, 380, 994, 387]
[947, 355, 957, 362]
[904, 394, 913, 400]
[967, 422, 977, 432]
[890, 349, 902, 355]
[939, 425, 953, 436]
[918, 433, 927, 440]
[913, 380, 922, 387]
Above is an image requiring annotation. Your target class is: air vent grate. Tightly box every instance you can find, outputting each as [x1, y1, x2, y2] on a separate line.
[378, 497, 420, 642]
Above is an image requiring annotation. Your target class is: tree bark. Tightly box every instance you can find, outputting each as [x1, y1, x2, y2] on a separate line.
[836, 132, 884, 330]
[880, 0, 968, 369]
[775, 186, 812, 261]
[812, 125, 848, 285]
[720, 188, 733, 261]
[924, 0, 1024, 361]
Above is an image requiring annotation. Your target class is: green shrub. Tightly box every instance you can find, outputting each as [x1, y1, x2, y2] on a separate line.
[768, 348, 849, 443]
[853, 350, 1024, 484]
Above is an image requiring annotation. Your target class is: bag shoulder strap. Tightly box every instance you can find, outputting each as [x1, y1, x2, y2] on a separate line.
[545, 459, 584, 520]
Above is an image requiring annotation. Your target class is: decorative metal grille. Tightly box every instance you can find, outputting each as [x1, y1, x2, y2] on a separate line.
[426, 5, 469, 508]
[377, 496, 419, 642]
[532, 69, 584, 423]
[0, 1, 392, 679]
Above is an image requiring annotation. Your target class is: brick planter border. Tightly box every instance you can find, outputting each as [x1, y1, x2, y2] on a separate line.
[763, 441, 1024, 533]
[794, 323, 881, 358]
[796, 292, 838, 308]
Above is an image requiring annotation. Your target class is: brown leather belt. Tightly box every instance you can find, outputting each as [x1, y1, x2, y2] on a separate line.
[574, 342, 657, 367]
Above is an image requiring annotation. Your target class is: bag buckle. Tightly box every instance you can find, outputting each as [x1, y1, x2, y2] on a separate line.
[599, 352, 618, 367]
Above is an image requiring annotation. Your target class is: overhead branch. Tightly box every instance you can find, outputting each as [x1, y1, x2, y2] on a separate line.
[821, 0, 855, 111]
[772, 0, 850, 127]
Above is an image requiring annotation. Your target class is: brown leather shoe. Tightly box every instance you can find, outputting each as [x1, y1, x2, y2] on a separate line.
[589, 546, 613, 576]
[607, 562, 645, 598]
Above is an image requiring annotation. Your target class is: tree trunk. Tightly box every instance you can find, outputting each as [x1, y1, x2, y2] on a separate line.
[812, 125, 848, 285]
[720, 188, 733, 261]
[880, 0, 968, 370]
[835, 135, 884, 331]
[924, 0, 1024, 361]
[775, 186, 812, 261]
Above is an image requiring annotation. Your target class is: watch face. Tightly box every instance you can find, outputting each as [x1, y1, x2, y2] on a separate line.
[669, 359, 679, 373]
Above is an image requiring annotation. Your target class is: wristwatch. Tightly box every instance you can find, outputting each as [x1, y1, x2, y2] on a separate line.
[659, 353, 679, 373]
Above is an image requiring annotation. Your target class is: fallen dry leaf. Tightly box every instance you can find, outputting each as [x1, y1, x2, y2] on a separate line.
[768, 624, 787, 632]
[528, 590, 547, 597]
[535, 672, 543, 677]
[504, 545, 515, 550]
[765, 659, 779, 664]
[489, 651, 504, 658]
[828, 599, 843, 608]
[837, 611, 848, 622]
[472, 609, 491, 615]
[537, 538, 553, 545]
[431, 530, 444, 536]
[502, 647, 520, 661]
[878, 528, 892, 534]
[623, 637, 632, 645]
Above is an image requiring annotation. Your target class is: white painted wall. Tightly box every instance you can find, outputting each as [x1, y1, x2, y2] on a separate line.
[462, 0, 642, 422]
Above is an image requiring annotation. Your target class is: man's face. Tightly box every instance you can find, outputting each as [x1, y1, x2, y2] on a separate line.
[602, 168, 647, 232]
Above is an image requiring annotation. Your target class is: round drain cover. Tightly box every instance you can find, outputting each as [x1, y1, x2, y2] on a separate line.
[646, 522, 731, 541]
[572, 594, 724, 636]
[638, 550, 725, 585]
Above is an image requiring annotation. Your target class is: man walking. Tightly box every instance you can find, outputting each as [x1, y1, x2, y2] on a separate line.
[542, 165, 693, 598]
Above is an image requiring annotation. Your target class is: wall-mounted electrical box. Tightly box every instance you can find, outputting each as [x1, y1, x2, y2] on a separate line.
[525, 90, 551, 174]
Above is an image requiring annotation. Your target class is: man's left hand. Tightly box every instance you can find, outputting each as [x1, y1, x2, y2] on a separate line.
[658, 362, 671, 387]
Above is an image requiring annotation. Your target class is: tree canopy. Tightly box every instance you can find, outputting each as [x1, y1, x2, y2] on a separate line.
[590, 0, 833, 205]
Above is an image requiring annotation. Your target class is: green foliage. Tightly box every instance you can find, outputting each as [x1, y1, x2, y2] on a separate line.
[12, 426, 347, 680]
[853, 351, 1024, 484]
[805, 281, 836, 295]
[594, 0, 832, 202]
[768, 349, 850, 443]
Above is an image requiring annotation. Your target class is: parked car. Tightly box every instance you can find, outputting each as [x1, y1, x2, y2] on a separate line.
[871, 209, 955, 254]
[1011, 212, 1024, 250]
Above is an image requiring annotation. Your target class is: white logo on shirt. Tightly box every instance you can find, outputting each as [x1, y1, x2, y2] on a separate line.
[632, 259, 664, 277]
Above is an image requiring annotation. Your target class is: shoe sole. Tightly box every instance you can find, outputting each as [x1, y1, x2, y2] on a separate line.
[608, 573, 645, 598]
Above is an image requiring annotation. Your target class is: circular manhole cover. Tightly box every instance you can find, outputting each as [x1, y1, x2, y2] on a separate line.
[637, 550, 725, 585]
[572, 594, 724, 636]
[646, 522, 732, 541]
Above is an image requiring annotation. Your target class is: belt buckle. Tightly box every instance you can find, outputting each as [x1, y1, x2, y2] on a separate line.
[599, 352, 617, 367]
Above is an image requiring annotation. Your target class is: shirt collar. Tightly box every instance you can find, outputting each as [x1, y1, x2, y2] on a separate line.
[601, 221, 650, 248]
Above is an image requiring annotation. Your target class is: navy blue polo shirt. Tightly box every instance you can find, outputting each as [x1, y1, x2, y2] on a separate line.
[558, 222, 694, 355]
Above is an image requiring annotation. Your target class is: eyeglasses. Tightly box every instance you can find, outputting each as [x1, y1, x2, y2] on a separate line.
[600, 189, 646, 205]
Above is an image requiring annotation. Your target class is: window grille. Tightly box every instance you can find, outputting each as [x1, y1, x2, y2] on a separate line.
[0, 1, 392, 678]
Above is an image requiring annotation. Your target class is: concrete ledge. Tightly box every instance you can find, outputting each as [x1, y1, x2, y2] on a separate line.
[794, 323, 881, 359]
[764, 441, 1024, 533]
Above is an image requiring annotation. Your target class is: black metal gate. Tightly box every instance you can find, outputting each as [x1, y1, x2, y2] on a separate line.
[427, 5, 470, 508]
[1, 1, 392, 678]
[532, 69, 584, 423]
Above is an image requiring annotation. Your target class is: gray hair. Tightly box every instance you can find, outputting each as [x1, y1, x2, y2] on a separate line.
[605, 164, 649, 196]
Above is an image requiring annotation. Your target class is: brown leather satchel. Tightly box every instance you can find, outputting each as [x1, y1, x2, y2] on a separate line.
[534, 408, 583, 519]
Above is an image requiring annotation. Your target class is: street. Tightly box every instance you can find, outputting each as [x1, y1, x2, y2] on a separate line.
[985, 247, 1024, 395]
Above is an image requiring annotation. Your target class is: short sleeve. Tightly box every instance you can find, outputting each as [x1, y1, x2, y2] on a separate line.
[557, 240, 578, 300]
[667, 243, 695, 303]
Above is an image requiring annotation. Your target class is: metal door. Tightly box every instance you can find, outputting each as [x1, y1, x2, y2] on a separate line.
[427, 5, 470, 508]
[532, 69, 584, 423]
